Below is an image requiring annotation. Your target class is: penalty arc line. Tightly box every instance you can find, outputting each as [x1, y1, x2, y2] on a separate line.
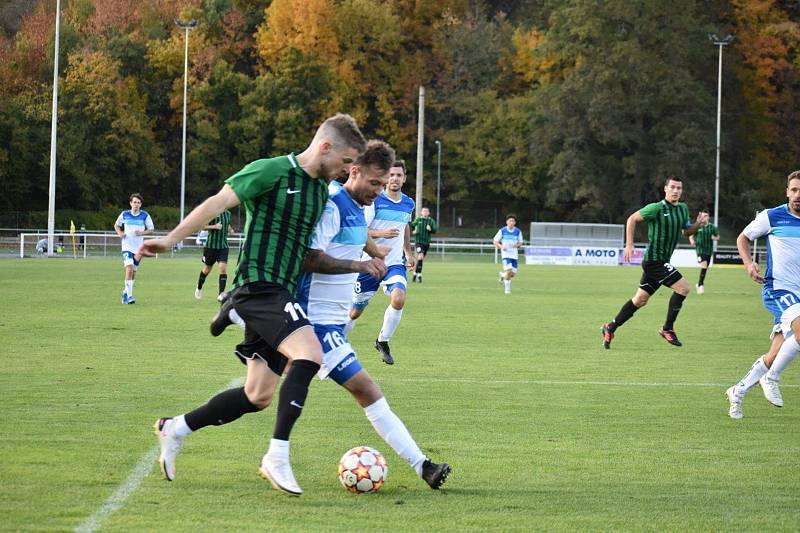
[75, 377, 244, 533]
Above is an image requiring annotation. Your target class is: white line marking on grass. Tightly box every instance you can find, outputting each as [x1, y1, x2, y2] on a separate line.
[75, 377, 244, 533]
[383, 377, 800, 389]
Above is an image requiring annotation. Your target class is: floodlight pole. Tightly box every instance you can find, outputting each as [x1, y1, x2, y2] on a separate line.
[46, 0, 61, 256]
[176, 19, 198, 223]
[415, 86, 425, 218]
[709, 33, 734, 240]
[435, 140, 441, 227]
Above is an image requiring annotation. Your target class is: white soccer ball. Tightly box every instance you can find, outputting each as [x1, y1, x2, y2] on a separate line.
[337, 446, 388, 493]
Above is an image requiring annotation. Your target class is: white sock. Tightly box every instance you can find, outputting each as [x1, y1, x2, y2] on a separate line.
[735, 356, 769, 394]
[504, 280, 511, 291]
[266, 438, 290, 460]
[766, 335, 800, 380]
[378, 307, 403, 342]
[229, 308, 246, 328]
[172, 415, 193, 438]
[343, 318, 356, 335]
[125, 280, 134, 296]
[364, 397, 426, 476]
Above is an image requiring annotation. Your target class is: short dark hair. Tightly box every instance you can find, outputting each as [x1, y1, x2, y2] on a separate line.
[129, 193, 143, 202]
[506, 214, 517, 222]
[319, 113, 367, 153]
[391, 159, 406, 174]
[788, 170, 800, 184]
[356, 140, 395, 172]
[699, 208, 709, 214]
[665, 175, 683, 186]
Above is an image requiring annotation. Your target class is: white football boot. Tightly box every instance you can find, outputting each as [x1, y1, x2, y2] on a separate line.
[154, 417, 185, 481]
[259, 454, 302, 496]
[759, 375, 784, 407]
[725, 387, 743, 419]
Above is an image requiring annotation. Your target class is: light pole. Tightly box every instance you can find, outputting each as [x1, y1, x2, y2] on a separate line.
[46, 0, 62, 256]
[434, 140, 441, 227]
[708, 33, 734, 237]
[175, 18, 198, 223]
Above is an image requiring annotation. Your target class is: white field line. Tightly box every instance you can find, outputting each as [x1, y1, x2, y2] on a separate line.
[381, 377, 800, 389]
[75, 377, 244, 533]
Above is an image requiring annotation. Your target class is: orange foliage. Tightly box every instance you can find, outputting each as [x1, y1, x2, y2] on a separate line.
[254, 0, 340, 68]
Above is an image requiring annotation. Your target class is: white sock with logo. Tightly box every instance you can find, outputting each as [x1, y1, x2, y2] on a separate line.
[378, 307, 403, 342]
[125, 280, 134, 296]
[766, 335, 800, 380]
[735, 355, 769, 394]
[364, 397, 426, 476]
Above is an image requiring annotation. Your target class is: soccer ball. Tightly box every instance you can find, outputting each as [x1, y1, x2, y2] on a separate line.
[337, 446, 388, 493]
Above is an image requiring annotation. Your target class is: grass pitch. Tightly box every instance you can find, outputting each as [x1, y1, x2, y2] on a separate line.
[1, 257, 798, 531]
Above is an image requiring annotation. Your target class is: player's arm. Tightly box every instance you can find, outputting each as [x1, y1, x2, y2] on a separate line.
[737, 231, 763, 283]
[623, 211, 644, 262]
[682, 211, 709, 237]
[429, 218, 437, 234]
[410, 218, 418, 235]
[363, 236, 389, 259]
[303, 250, 387, 278]
[137, 215, 155, 236]
[139, 185, 240, 256]
[403, 225, 416, 269]
[113, 215, 124, 238]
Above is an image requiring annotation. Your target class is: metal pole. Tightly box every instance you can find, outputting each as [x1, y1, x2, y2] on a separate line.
[435, 140, 441, 226]
[415, 86, 425, 218]
[175, 19, 197, 222]
[47, 0, 61, 256]
[708, 33, 733, 244]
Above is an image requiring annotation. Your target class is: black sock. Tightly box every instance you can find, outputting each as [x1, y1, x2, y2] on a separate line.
[663, 293, 687, 331]
[698, 268, 707, 286]
[609, 300, 638, 332]
[219, 274, 228, 294]
[183, 387, 260, 431]
[197, 271, 207, 290]
[272, 359, 320, 441]
[415, 259, 423, 274]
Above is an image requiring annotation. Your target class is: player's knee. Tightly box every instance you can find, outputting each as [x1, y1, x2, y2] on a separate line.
[791, 316, 800, 339]
[349, 308, 362, 320]
[632, 294, 649, 307]
[390, 292, 405, 309]
[244, 387, 273, 410]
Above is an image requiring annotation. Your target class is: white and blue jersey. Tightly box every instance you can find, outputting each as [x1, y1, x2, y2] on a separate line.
[494, 226, 523, 270]
[742, 204, 800, 336]
[115, 209, 153, 254]
[352, 192, 415, 308]
[296, 186, 367, 383]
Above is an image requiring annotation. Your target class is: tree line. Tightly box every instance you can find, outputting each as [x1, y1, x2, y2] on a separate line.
[1, 0, 798, 230]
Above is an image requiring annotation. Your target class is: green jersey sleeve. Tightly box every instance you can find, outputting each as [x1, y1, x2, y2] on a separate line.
[638, 202, 662, 221]
[712, 224, 719, 237]
[225, 158, 284, 203]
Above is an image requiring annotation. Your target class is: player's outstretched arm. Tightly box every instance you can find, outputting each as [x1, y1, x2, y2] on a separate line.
[736, 231, 763, 283]
[682, 211, 709, 237]
[139, 185, 240, 256]
[623, 211, 643, 262]
[302, 249, 387, 278]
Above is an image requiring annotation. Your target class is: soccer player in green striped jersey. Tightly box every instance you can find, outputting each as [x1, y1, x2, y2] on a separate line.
[601, 176, 708, 348]
[410, 207, 437, 282]
[688, 208, 719, 294]
[139, 114, 372, 495]
[195, 209, 234, 301]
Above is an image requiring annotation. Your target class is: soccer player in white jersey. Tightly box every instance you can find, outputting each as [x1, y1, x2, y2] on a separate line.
[113, 193, 154, 304]
[345, 160, 415, 365]
[493, 215, 524, 294]
[298, 142, 451, 489]
[726, 171, 800, 418]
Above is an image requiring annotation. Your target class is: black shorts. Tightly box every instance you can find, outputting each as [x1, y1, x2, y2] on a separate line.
[202, 247, 229, 266]
[415, 242, 430, 255]
[697, 254, 712, 265]
[230, 282, 310, 375]
[639, 260, 683, 295]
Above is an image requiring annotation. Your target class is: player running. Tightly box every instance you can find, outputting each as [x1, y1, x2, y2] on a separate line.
[195, 209, 233, 301]
[601, 176, 708, 348]
[726, 171, 800, 418]
[297, 141, 451, 488]
[113, 193, 154, 304]
[688, 208, 719, 294]
[493, 215, 523, 295]
[346, 159, 415, 365]
[141, 114, 372, 496]
[410, 207, 436, 282]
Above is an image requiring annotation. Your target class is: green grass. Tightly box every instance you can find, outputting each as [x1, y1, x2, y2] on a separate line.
[1, 258, 798, 531]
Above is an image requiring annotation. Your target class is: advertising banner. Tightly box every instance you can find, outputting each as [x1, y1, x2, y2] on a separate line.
[525, 246, 573, 265]
[571, 247, 620, 266]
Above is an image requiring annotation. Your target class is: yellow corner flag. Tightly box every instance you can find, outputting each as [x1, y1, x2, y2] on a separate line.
[70, 220, 77, 258]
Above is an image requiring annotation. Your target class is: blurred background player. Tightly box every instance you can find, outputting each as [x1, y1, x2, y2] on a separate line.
[410, 207, 436, 282]
[493, 215, 523, 295]
[726, 171, 800, 418]
[688, 208, 719, 294]
[297, 141, 451, 488]
[601, 176, 707, 348]
[195, 208, 233, 301]
[346, 159, 415, 365]
[113, 193, 154, 304]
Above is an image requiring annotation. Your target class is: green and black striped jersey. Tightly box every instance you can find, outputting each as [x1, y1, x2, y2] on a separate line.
[205, 209, 231, 249]
[225, 154, 329, 293]
[639, 200, 691, 263]
[410, 216, 437, 245]
[694, 223, 718, 256]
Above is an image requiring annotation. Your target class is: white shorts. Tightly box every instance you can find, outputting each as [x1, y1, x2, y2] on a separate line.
[122, 251, 140, 271]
